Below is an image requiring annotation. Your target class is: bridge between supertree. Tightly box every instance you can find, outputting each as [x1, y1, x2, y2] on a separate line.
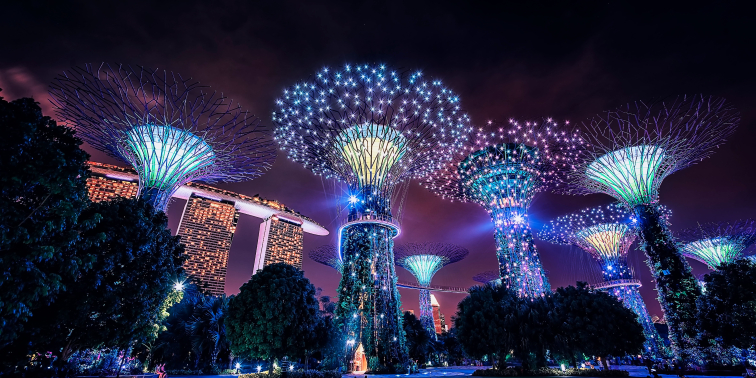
[274, 63, 470, 372]
[679, 219, 756, 270]
[562, 95, 739, 360]
[424, 119, 581, 298]
[50, 63, 275, 211]
[394, 243, 468, 336]
[540, 203, 670, 359]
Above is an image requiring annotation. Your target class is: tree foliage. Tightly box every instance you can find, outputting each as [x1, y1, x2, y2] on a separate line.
[697, 259, 756, 350]
[402, 312, 431, 363]
[549, 283, 645, 367]
[2, 197, 185, 364]
[455, 284, 522, 369]
[0, 92, 93, 346]
[227, 263, 321, 363]
[455, 283, 645, 370]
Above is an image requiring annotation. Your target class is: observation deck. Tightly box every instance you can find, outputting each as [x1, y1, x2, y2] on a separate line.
[88, 162, 328, 236]
[591, 278, 642, 290]
[396, 281, 468, 294]
[338, 213, 401, 239]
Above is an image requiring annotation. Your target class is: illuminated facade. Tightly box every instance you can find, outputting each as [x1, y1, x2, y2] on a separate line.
[395, 243, 467, 336]
[177, 195, 239, 296]
[430, 294, 443, 334]
[253, 214, 304, 272]
[425, 119, 582, 298]
[540, 203, 669, 358]
[85, 162, 328, 296]
[273, 63, 470, 371]
[86, 174, 139, 202]
[679, 220, 756, 269]
[51, 63, 275, 211]
[564, 95, 739, 360]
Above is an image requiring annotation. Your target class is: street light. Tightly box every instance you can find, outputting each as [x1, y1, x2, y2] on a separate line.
[173, 281, 184, 291]
[235, 363, 241, 374]
[256, 365, 262, 373]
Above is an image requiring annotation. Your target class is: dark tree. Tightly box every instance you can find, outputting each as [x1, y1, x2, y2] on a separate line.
[227, 263, 321, 366]
[549, 283, 645, 368]
[402, 312, 431, 363]
[186, 294, 231, 370]
[454, 284, 521, 369]
[697, 259, 756, 350]
[2, 197, 185, 364]
[0, 92, 92, 346]
[438, 329, 466, 366]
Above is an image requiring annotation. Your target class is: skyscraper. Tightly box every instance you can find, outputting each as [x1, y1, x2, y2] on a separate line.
[253, 214, 304, 272]
[431, 294, 443, 334]
[177, 194, 239, 295]
[86, 162, 139, 202]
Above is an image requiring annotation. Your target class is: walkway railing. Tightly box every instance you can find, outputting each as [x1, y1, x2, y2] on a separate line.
[396, 281, 469, 294]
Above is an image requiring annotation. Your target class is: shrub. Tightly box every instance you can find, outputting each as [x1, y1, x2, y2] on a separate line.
[472, 367, 629, 377]
[239, 371, 341, 378]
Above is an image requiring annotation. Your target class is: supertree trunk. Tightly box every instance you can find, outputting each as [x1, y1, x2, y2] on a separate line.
[604, 284, 670, 359]
[335, 223, 408, 372]
[491, 210, 550, 297]
[418, 289, 435, 335]
[634, 203, 702, 361]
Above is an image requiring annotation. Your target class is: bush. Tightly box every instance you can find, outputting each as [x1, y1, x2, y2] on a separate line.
[166, 370, 203, 375]
[239, 371, 341, 378]
[472, 368, 629, 377]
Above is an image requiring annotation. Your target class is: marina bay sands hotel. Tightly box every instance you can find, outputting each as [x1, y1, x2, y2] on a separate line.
[86, 162, 329, 295]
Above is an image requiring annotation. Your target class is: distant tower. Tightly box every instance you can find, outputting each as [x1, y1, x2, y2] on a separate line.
[177, 194, 239, 295]
[309, 245, 343, 273]
[563, 95, 739, 359]
[679, 220, 756, 270]
[424, 119, 581, 298]
[472, 270, 501, 285]
[430, 294, 443, 334]
[51, 63, 275, 211]
[394, 243, 468, 336]
[540, 203, 670, 358]
[253, 214, 304, 272]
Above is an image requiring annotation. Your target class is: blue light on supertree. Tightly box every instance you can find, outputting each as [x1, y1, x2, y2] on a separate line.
[49, 63, 275, 211]
[424, 119, 582, 298]
[540, 203, 670, 359]
[394, 243, 468, 336]
[272, 63, 470, 372]
[309, 244, 343, 273]
[679, 219, 756, 270]
[562, 95, 739, 360]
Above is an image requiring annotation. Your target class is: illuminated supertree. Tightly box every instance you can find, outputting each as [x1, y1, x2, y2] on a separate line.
[539, 203, 669, 358]
[472, 270, 501, 285]
[424, 119, 581, 298]
[564, 95, 739, 359]
[679, 220, 756, 270]
[309, 244, 343, 273]
[49, 63, 275, 211]
[394, 243, 468, 336]
[272, 63, 469, 371]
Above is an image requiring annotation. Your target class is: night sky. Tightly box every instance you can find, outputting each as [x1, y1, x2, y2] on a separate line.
[2, 1, 755, 321]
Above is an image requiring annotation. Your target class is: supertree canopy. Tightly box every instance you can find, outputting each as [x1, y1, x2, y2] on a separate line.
[424, 119, 582, 298]
[679, 219, 756, 270]
[272, 63, 470, 371]
[539, 203, 670, 358]
[394, 243, 468, 335]
[472, 270, 501, 285]
[564, 95, 739, 360]
[50, 63, 275, 211]
[309, 244, 343, 273]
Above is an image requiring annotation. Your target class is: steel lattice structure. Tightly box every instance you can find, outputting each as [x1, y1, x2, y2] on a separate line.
[272, 63, 470, 371]
[50, 63, 275, 211]
[562, 95, 739, 361]
[309, 244, 343, 272]
[679, 219, 756, 270]
[472, 270, 501, 285]
[394, 243, 468, 335]
[540, 203, 669, 358]
[424, 119, 582, 298]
